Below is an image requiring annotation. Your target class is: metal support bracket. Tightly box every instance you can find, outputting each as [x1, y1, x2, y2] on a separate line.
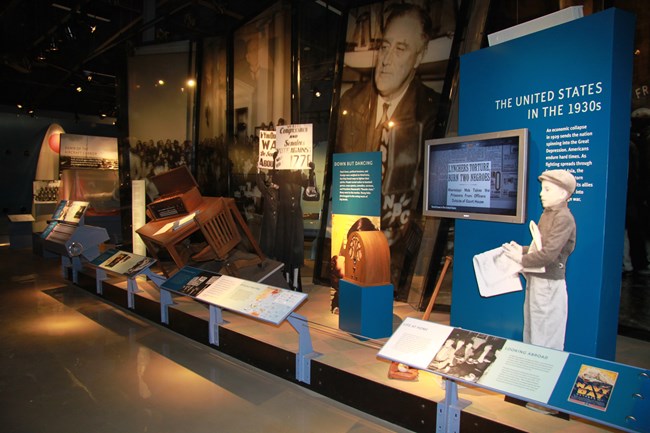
[95, 268, 107, 295]
[437, 379, 471, 433]
[208, 304, 229, 346]
[126, 277, 143, 309]
[61, 256, 82, 283]
[124, 267, 165, 310]
[142, 268, 166, 287]
[287, 312, 321, 384]
[159, 288, 175, 324]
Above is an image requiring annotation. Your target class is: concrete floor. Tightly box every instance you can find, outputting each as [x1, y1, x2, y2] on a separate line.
[0, 246, 415, 433]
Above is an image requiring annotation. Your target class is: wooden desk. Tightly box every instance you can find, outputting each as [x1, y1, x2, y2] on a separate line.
[136, 197, 263, 277]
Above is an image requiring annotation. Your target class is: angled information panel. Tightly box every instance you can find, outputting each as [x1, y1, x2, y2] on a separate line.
[161, 266, 307, 325]
[50, 199, 90, 224]
[40, 199, 108, 263]
[378, 318, 649, 433]
[41, 200, 91, 243]
[90, 248, 157, 278]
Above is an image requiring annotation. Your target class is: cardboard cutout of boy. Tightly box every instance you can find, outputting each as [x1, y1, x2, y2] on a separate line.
[502, 169, 577, 351]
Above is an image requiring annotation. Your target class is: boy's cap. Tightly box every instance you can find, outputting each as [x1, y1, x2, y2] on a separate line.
[538, 169, 576, 195]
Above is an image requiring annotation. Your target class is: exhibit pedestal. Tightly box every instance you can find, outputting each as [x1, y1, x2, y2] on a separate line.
[339, 279, 393, 339]
[7, 214, 35, 248]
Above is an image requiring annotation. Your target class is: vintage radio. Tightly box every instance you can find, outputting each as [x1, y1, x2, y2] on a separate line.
[344, 230, 391, 286]
[147, 166, 204, 220]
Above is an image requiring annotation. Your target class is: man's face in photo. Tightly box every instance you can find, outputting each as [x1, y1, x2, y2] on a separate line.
[374, 13, 425, 100]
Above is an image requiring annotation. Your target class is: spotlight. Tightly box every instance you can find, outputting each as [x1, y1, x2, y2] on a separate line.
[75, 86, 83, 93]
[36, 51, 46, 61]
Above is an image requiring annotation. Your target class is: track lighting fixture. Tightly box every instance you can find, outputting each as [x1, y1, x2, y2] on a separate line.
[64, 25, 76, 41]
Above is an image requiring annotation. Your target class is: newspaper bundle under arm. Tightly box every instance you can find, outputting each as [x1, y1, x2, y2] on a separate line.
[522, 220, 545, 273]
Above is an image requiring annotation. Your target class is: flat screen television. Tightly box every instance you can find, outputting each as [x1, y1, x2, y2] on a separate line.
[423, 128, 529, 224]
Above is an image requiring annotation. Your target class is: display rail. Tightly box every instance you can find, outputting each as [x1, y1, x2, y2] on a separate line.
[89, 259, 320, 384]
[63, 255, 649, 433]
[379, 317, 650, 433]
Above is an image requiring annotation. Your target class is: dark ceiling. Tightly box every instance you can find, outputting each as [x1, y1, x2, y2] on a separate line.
[0, 0, 276, 118]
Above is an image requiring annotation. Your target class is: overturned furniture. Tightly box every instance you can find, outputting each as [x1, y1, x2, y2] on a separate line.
[191, 197, 265, 277]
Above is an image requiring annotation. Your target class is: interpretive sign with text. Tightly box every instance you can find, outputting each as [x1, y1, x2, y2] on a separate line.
[51, 200, 90, 224]
[60, 133, 118, 169]
[161, 267, 307, 325]
[379, 317, 650, 433]
[91, 248, 157, 278]
[332, 152, 382, 217]
[378, 318, 567, 403]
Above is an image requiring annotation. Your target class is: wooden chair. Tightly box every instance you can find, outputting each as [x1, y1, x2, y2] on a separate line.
[191, 198, 264, 275]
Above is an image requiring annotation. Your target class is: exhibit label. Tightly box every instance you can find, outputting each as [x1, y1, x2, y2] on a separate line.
[59, 133, 118, 169]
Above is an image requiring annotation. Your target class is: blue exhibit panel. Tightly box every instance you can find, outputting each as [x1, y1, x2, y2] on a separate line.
[452, 9, 635, 358]
[332, 152, 382, 216]
[160, 266, 206, 293]
[90, 248, 119, 266]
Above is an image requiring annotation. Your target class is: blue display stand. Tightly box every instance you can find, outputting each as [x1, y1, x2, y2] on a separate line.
[451, 8, 635, 359]
[339, 279, 393, 339]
